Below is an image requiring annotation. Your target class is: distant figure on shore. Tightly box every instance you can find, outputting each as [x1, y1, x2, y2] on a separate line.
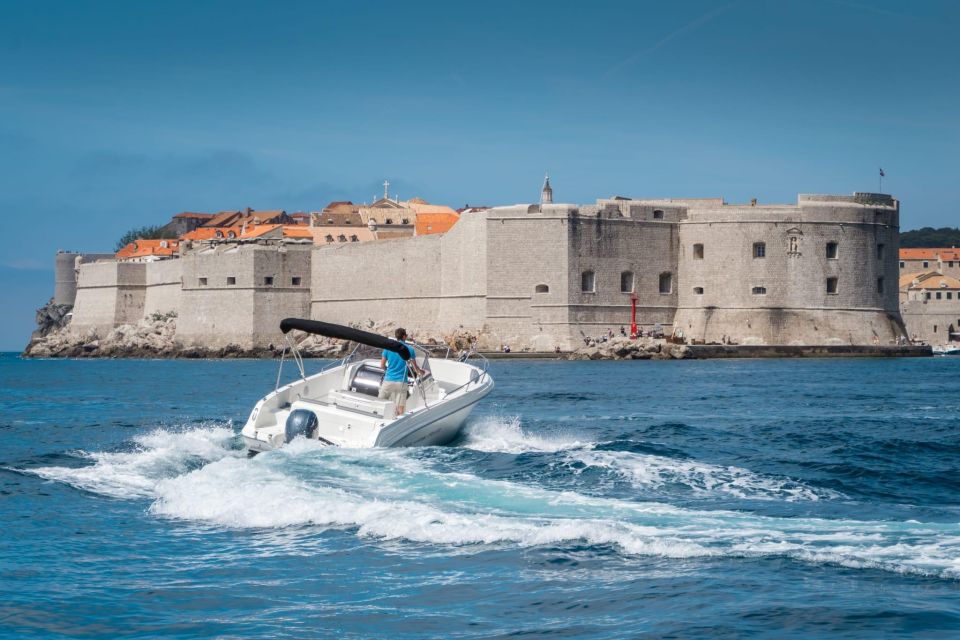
[620, 326, 626, 337]
[502, 344, 511, 353]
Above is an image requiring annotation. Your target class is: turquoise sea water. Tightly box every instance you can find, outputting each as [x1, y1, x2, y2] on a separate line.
[2, 353, 960, 638]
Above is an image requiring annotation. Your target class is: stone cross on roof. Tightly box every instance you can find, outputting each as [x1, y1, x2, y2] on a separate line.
[383, 180, 390, 200]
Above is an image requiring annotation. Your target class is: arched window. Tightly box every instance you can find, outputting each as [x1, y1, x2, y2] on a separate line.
[535, 284, 549, 294]
[350, 235, 359, 242]
[215, 230, 224, 238]
[337, 234, 347, 242]
[620, 271, 634, 293]
[581, 270, 595, 292]
[659, 272, 672, 294]
[325, 234, 334, 242]
[227, 231, 236, 238]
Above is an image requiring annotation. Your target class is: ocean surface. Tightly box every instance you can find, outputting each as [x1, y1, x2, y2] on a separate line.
[2, 353, 960, 638]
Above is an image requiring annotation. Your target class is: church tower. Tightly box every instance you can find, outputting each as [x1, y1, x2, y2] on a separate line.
[540, 174, 553, 204]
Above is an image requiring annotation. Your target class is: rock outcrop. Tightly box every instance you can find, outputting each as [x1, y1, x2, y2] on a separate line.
[564, 336, 692, 361]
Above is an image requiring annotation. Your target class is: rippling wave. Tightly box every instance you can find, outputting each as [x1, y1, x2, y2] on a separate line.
[19, 420, 960, 580]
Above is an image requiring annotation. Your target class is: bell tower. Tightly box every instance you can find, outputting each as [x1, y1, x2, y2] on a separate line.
[540, 174, 553, 204]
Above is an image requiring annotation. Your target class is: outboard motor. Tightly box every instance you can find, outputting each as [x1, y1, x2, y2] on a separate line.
[285, 409, 319, 443]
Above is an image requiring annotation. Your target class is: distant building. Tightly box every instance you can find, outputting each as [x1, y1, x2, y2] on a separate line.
[162, 212, 216, 236]
[115, 239, 181, 262]
[201, 208, 292, 228]
[899, 248, 960, 279]
[310, 185, 460, 240]
[899, 268, 960, 345]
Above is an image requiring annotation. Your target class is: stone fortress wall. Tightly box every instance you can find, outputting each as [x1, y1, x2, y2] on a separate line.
[57, 192, 909, 352]
[674, 193, 904, 345]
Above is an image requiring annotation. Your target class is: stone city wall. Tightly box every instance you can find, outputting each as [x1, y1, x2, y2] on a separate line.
[49, 192, 915, 356]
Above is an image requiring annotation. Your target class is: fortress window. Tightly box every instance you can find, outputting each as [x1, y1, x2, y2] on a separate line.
[753, 242, 766, 259]
[292, 276, 302, 286]
[264, 276, 274, 286]
[877, 244, 885, 260]
[936, 291, 942, 300]
[877, 277, 884, 294]
[826, 242, 839, 259]
[620, 271, 635, 293]
[227, 276, 236, 286]
[934, 325, 938, 333]
[752, 286, 767, 295]
[227, 231, 236, 239]
[581, 271, 595, 293]
[693, 287, 704, 295]
[402, 218, 410, 225]
[925, 292, 931, 300]
[385, 218, 394, 225]
[899, 261, 905, 268]
[658, 272, 673, 294]
[653, 209, 664, 220]
[198, 277, 208, 286]
[535, 284, 549, 294]
[215, 230, 224, 238]
[693, 244, 704, 259]
[325, 234, 334, 242]
[826, 277, 838, 294]
[923, 261, 929, 268]
[948, 292, 953, 300]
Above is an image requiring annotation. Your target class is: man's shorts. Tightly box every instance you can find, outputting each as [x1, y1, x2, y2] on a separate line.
[378, 380, 408, 406]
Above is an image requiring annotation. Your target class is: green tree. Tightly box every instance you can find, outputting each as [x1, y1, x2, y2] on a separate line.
[900, 227, 960, 248]
[115, 225, 177, 251]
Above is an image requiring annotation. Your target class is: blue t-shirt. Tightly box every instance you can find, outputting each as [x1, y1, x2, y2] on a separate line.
[383, 344, 415, 382]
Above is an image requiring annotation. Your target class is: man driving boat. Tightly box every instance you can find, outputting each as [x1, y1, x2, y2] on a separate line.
[379, 327, 425, 415]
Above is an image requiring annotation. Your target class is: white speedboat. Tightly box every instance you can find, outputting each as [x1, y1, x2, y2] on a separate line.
[241, 319, 494, 452]
[932, 344, 960, 356]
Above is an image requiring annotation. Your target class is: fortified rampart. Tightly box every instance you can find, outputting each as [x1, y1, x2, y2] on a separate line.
[674, 193, 904, 345]
[49, 191, 910, 355]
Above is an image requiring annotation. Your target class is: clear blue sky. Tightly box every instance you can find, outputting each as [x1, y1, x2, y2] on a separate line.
[1, 0, 958, 349]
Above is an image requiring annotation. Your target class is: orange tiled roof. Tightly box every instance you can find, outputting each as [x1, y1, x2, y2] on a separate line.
[899, 271, 927, 289]
[899, 248, 960, 261]
[115, 239, 181, 260]
[181, 226, 243, 241]
[910, 273, 960, 290]
[281, 226, 313, 239]
[240, 224, 284, 239]
[415, 212, 460, 235]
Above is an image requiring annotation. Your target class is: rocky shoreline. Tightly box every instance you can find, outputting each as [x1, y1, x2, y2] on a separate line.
[22, 305, 927, 361]
[21, 313, 480, 360]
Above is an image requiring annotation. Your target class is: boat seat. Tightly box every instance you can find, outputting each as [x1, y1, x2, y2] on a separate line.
[328, 389, 396, 420]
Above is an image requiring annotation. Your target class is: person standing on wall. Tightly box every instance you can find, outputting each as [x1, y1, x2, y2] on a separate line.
[379, 328, 425, 415]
